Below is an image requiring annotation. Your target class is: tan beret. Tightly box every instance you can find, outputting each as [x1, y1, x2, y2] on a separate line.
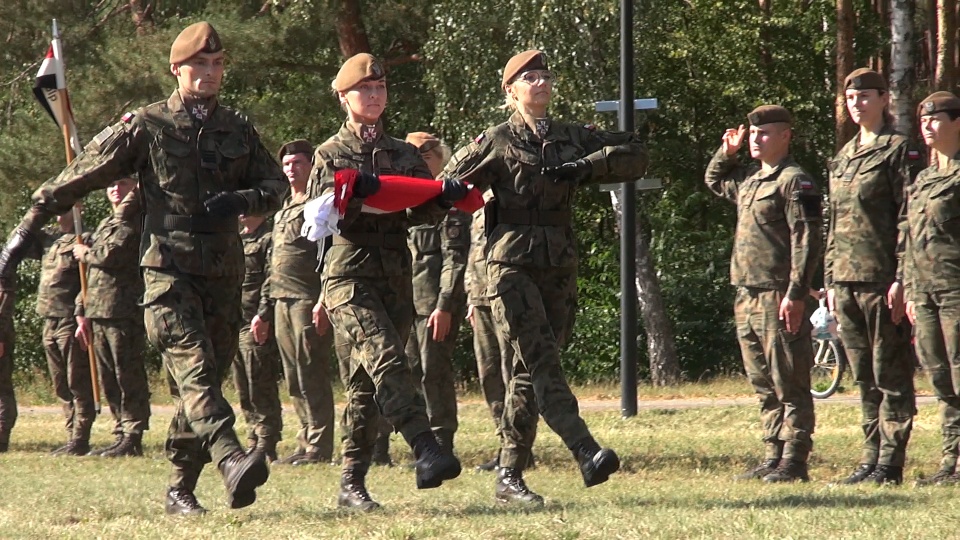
[844, 68, 887, 91]
[747, 105, 792, 126]
[502, 50, 549, 88]
[169, 22, 223, 64]
[405, 132, 441, 154]
[277, 139, 313, 162]
[333, 53, 385, 92]
[919, 91, 960, 116]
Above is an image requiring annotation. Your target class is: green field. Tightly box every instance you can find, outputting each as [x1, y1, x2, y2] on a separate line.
[0, 379, 956, 539]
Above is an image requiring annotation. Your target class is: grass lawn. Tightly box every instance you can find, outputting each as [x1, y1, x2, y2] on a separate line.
[0, 376, 957, 539]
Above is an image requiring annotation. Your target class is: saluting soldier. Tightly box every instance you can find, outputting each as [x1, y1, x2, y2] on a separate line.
[705, 105, 822, 483]
[0, 22, 287, 514]
[74, 177, 152, 458]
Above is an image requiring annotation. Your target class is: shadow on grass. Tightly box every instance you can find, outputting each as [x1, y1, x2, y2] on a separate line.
[702, 491, 914, 510]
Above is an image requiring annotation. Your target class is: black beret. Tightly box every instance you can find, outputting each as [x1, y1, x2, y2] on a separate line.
[747, 105, 792, 126]
[844, 68, 887, 91]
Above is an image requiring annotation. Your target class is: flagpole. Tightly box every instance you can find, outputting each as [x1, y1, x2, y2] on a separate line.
[52, 19, 101, 414]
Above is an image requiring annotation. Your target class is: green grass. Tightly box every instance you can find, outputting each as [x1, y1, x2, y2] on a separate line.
[1, 388, 958, 539]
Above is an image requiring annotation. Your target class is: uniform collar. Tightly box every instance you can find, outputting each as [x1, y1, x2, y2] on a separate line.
[753, 155, 795, 181]
[337, 120, 400, 153]
[846, 123, 897, 159]
[507, 111, 566, 143]
[167, 90, 228, 131]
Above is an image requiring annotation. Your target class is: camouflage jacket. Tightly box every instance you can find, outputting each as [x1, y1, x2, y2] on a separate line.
[241, 220, 273, 324]
[442, 112, 647, 269]
[900, 154, 960, 299]
[76, 195, 143, 319]
[21, 90, 287, 303]
[826, 125, 911, 286]
[315, 121, 446, 289]
[464, 206, 489, 306]
[409, 209, 471, 316]
[35, 230, 89, 318]
[704, 147, 823, 300]
[267, 191, 320, 301]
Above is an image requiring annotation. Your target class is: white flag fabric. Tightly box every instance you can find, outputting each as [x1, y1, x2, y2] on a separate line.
[33, 41, 82, 155]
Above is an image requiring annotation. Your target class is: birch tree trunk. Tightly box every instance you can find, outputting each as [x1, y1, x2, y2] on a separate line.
[937, 0, 957, 90]
[890, 0, 917, 137]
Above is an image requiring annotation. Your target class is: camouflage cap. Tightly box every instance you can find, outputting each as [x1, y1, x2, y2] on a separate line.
[169, 22, 223, 64]
[844, 68, 887, 91]
[918, 91, 960, 116]
[277, 139, 314, 161]
[333, 53, 385, 92]
[405, 132, 441, 154]
[502, 50, 549, 88]
[747, 105, 792, 126]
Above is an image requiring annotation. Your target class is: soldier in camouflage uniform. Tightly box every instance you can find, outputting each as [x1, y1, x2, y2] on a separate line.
[252, 139, 335, 466]
[404, 132, 469, 454]
[232, 213, 283, 462]
[0, 22, 287, 514]
[311, 53, 466, 511]
[74, 177, 152, 458]
[903, 92, 960, 486]
[0, 282, 14, 453]
[443, 50, 646, 505]
[705, 105, 822, 483]
[826, 69, 916, 486]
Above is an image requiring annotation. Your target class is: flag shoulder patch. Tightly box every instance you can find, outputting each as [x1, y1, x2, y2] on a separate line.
[799, 178, 815, 190]
[121, 112, 135, 123]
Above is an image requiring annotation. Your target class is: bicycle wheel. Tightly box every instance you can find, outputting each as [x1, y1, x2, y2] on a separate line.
[810, 338, 845, 399]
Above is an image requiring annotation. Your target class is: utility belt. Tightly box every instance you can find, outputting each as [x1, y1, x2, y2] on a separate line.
[332, 232, 407, 248]
[496, 208, 571, 226]
[144, 213, 238, 233]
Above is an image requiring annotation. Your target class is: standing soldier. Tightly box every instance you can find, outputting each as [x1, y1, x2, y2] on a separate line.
[0, 22, 287, 514]
[233, 212, 283, 462]
[904, 92, 960, 486]
[404, 132, 469, 454]
[74, 177, 152, 458]
[312, 53, 466, 511]
[705, 105, 822, 483]
[251, 139, 335, 466]
[826, 69, 916, 486]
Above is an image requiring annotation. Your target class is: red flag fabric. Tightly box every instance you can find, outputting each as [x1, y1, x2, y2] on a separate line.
[334, 169, 484, 215]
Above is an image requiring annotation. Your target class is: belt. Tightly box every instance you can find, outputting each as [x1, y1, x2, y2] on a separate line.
[497, 208, 570, 226]
[144, 213, 238, 233]
[332, 232, 407, 248]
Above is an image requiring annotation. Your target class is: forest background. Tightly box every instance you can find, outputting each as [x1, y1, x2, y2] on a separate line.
[0, 0, 946, 387]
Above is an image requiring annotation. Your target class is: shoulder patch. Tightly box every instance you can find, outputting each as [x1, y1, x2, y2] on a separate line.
[583, 123, 597, 131]
[474, 132, 486, 144]
[799, 178, 814, 190]
[121, 112, 135, 123]
[92, 125, 116, 147]
[907, 149, 921, 160]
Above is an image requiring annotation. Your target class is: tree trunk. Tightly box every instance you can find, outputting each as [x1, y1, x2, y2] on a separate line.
[929, 0, 939, 87]
[609, 191, 681, 386]
[937, 0, 957, 90]
[335, 0, 372, 57]
[836, 0, 857, 150]
[872, 0, 889, 75]
[890, 0, 917, 137]
[759, 0, 773, 71]
[129, 0, 153, 35]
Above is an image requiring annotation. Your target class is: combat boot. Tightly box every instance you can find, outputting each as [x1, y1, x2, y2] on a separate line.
[254, 438, 278, 463]
[291, 448, 330, 466]
[571, 438, 620, 487]
[734, 458, 780, 480]
[275, 448, 306, 465]
[219, 449, 269, 509]
[101, 433, 143, 458]
[372, 433, 392, 466]
[866, 464, 902, 485]
[475, 455, 499, 472]
[495, 467, 544, 507]
[0, 441, 8, 453]
[50, 439, 90, 457]
[411, 431, 461, 489]
[838, 463, 875, 484]
[915, 468, 957, 487]
[88, 434, 124, 456]
[762, 459, 809, 483]
[338, 468, 381, 512]
[165, 487, 207, 516]
[435, 429, 455, 454]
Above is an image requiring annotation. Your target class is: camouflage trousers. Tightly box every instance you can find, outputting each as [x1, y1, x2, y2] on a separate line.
[274, 298, 334, 458]
[833, 284, 915, 467]
[405, 300, 467, 441]
[488, 262, 583, 470]
[0, 312, 15, 444]
[735, 287, 816, 462]
[471, 304, 511, 432]
[325, 274, 429, 464]
[91, 316, 152, 436]
[142, 268, 244, 491]
[232, 326, 283, 444]
[43, 316, 95, 442]
[913, 289, 960, 471]
[337, 333, 391, 470]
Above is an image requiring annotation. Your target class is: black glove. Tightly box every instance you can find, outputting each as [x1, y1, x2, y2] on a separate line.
[541, 159, 592, 183]
[440, 178, 468, 204]
[0, 226, 36, 289]
[354, 172, 381, 198]
[203, 191, 249, 218]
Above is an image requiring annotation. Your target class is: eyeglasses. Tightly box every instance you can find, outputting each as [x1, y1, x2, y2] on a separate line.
[515, 71, 555, 85]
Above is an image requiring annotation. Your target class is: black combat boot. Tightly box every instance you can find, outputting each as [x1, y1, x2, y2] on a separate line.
[838, 463, 875, 484]
[571, 438, 620, 487]
[338, 467, 382, 512]
[276, 448, 306, 465]
[255, 438, 278, 463]
[476, 455, 499, 472]
[165, 487, 207, 516]
[101, 433, 143, 458]
[735, 458, 780, 480]
[219, 449, 269, 509]
[372, 433, 392, 466]
[88, 433, 124, 456]
[866, 464, 902, 485]
[51, 439, 90, 457]
[411, 431, 461, 489]
[762, 459, 809, 483]
[0, 441, 8, 453]
[495, 467, 544, 507]
[435, 429, 455, 454]
[915, 468, 958, 487]
[291, 448, 330, 466]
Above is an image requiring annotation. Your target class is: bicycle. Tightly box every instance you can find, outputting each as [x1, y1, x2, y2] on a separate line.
[808, 288, 848, 399]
